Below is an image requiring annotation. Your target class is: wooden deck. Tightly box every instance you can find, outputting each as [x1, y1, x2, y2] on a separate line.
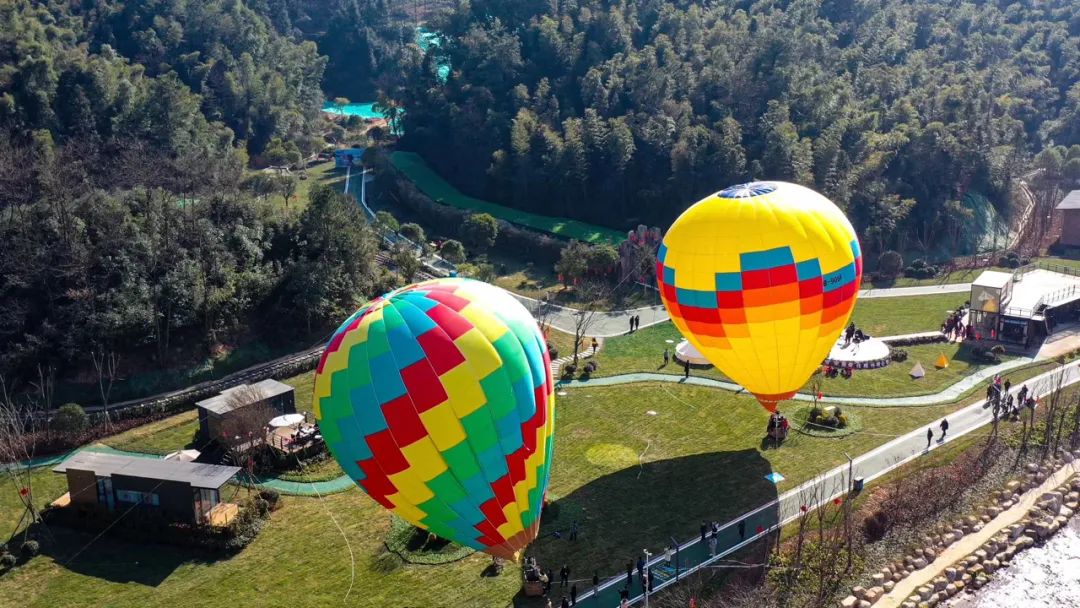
[207, 502, 239, 527]
[50, 491, 71, 508]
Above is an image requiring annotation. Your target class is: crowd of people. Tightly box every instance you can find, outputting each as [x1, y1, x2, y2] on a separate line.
[986, 375, 1036, 422]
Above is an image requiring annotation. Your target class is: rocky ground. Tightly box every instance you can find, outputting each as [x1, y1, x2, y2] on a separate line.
[840, 450, 1080, 608]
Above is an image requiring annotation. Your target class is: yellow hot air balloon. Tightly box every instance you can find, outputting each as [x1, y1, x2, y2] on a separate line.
[657, 181, 862, 411]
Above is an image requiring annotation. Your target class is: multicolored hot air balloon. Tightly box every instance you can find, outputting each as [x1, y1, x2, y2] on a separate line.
[313, 278, 555, 560]
[657, 181, 862, 411]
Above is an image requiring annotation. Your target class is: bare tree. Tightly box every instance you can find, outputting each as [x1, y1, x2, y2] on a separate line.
[217, 386, 275, 485]
[570, 281, 606, 365]
[532, 289, 555, 336]
[92, 350, 121, 430]
[0, 376, 43, 542]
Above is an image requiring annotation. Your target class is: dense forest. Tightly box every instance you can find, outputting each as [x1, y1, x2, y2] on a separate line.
[396, 0, 1080, 251]
[251, 0, 429, 101]
[3, 0, 1080, 393]
[0, 1, 396, 390]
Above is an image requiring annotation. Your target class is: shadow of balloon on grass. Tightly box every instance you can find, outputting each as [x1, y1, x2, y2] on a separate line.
[512, 449, 779, 606]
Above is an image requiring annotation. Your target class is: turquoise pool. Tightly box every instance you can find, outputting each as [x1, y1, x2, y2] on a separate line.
[321, 102, 384, 118]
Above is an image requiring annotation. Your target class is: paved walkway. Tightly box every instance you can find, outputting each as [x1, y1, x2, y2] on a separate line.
[877, 459, 1079, 608]
[515, 283, 971, 337]
[581, 360, 1080, 607]
[558, 355, 1036, 407]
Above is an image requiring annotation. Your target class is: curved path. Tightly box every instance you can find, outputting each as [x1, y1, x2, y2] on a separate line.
[514, 282, 971, 338]
[557, 355, 1037, 407]
[582, 360, 1080, 607]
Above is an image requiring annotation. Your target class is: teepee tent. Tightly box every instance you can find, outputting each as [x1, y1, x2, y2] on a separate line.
[910, 361, 926, 379]
[935, 353, 950, 369]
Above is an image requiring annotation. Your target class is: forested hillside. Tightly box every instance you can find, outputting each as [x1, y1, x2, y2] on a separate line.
[252, 0, 443, 101]
[396, 0, 1080, 251]
[0, 1, 391, 389]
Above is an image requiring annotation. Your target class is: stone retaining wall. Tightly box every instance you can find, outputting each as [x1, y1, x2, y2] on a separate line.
[840, 449, 1080, 608]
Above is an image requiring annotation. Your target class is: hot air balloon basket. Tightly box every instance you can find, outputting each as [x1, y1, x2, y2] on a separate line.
[384, 516, 475, 565]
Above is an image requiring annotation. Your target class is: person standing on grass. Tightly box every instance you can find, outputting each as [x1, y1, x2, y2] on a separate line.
[684, 359, 691, 379]
[663, 348, 670, 366]
[560, 564, 570, 588]
[569, 520, 578, 541]
[939, 418, 949, 441]
[927, 427, 934, 448]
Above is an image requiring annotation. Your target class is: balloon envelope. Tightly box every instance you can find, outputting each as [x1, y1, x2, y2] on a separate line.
[657, 181, 862, 410]
[313, 278, 555, 560]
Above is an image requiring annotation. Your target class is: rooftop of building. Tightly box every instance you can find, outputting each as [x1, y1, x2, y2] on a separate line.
[54, 452, 240, 489]
[195, 379, 294, 416]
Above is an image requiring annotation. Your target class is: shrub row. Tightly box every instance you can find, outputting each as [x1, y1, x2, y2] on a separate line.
[884, 333, 949, 347]
[42, 494, 274, 555]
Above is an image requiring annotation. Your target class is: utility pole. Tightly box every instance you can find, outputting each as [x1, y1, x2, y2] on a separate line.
[844, 451, 854, 494]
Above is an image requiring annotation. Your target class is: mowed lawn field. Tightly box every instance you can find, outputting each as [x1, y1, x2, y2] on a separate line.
[2, 376, 998, 608]
[585, 293, 1039, 398]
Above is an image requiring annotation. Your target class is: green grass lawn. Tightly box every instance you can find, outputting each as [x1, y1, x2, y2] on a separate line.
[100, 412, 199, 455]
[274, 455, 345, 483]
[591, 325, 1051, 399]
[251, 161, 348, 216]
[3, 376, 993, 608]
[849, 293, 964, 336]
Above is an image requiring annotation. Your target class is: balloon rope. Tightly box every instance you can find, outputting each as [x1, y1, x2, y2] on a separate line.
[637, 440, 651, 479]
[298, 457, 356, 603]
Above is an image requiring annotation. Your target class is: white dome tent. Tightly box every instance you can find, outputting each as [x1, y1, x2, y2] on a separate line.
[674, 339, 711, 367]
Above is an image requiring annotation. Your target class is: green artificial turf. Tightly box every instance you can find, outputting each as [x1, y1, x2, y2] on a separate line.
[391, 151, 625, 245]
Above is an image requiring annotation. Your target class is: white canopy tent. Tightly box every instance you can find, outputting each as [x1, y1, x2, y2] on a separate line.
[268, 413, 306, 428]
[675, 339, 711, 366]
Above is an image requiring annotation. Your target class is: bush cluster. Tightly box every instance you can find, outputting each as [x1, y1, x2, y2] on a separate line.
[903, 258, 939, 279]
[808, 406, 848, 429]
[42, 495, 272, 554]
[971, 345, 1007, 363]
[998, 251, 1030, 268]
[890, 349, 909, 362]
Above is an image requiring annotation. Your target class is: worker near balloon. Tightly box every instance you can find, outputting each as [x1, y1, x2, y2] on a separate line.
[657, 180, 863, 411]
[313, 278, 555, 560]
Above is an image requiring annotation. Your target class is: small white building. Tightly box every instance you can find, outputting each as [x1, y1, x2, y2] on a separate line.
[969, 265, 1080, 345]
